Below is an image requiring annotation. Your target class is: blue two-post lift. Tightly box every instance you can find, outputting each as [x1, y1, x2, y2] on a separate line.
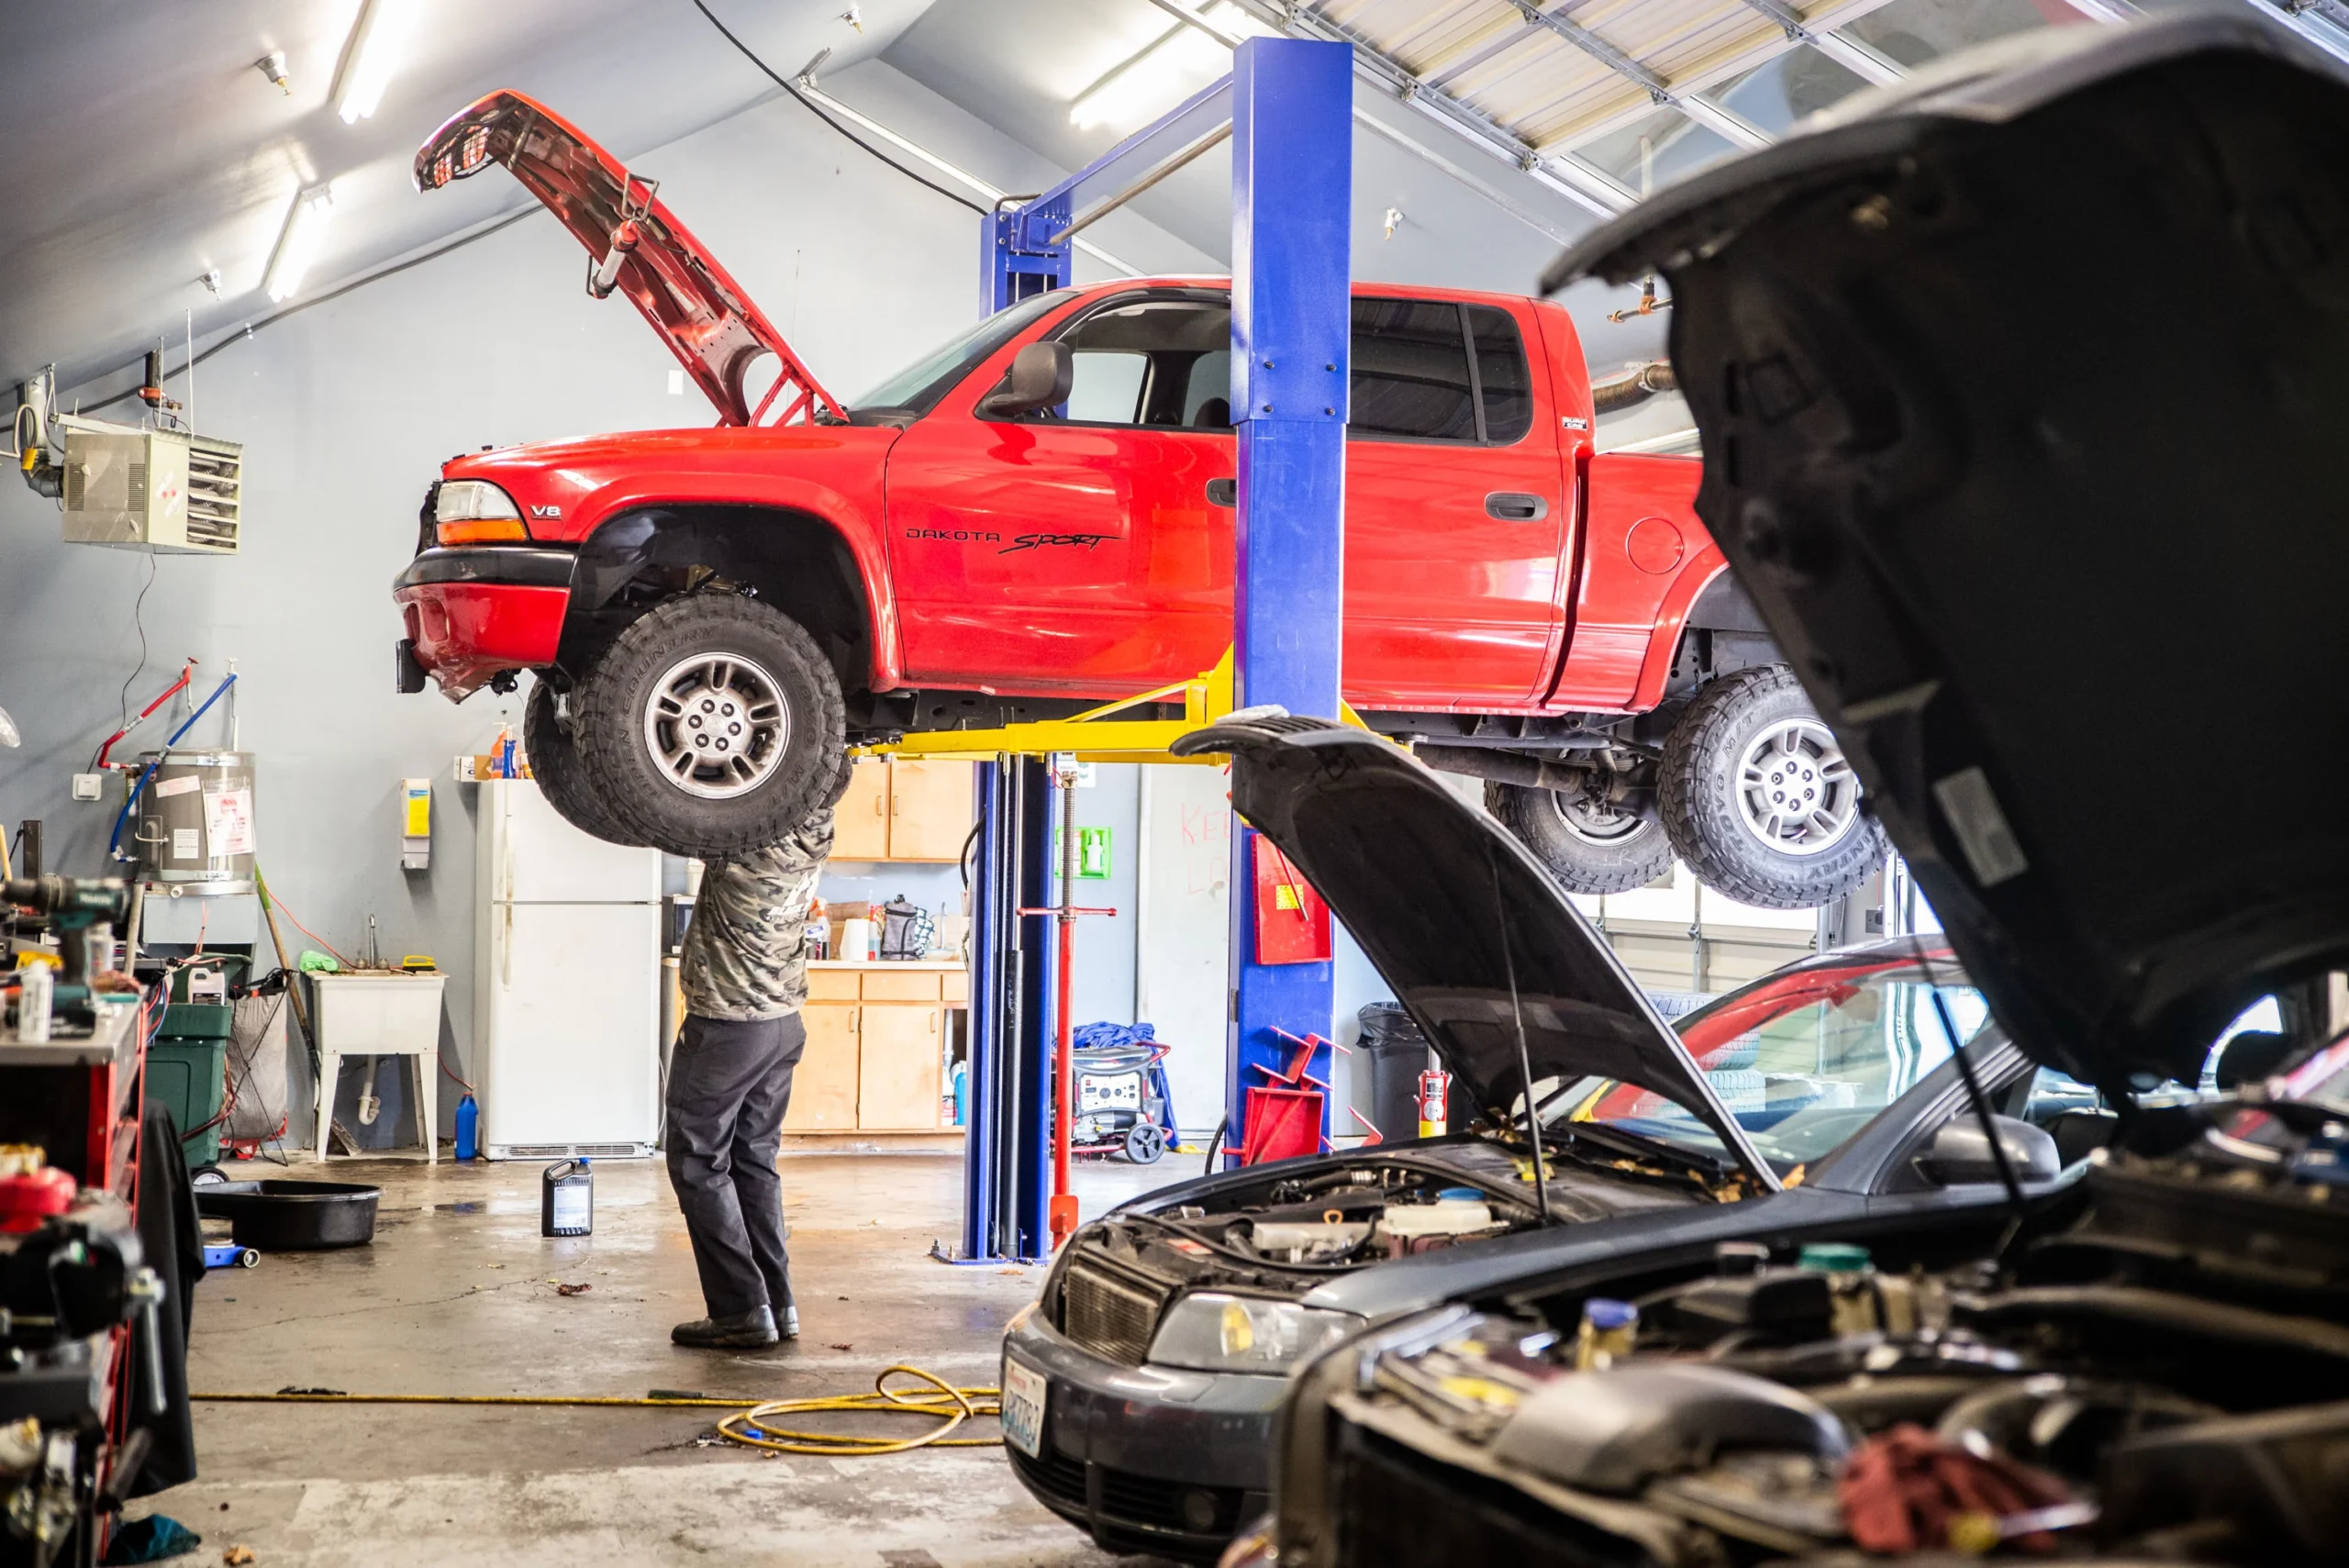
[948, 39, 1353, 1263]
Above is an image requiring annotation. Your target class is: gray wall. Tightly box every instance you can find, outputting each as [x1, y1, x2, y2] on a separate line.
[0, 60, 1211, 1141]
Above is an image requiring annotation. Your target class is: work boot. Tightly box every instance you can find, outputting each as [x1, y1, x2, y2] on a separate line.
[671, 1306, 779, 1349]
[781, 1304, 800, 1340]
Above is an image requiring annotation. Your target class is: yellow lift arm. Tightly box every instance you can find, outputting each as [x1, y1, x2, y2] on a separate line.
[852, 649, 1371, 764]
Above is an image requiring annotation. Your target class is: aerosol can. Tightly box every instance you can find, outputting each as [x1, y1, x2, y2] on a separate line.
[540, 1157, 594, 1237]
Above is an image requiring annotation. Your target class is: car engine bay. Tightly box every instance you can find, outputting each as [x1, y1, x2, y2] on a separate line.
[1280, 1093, 2349, 1565]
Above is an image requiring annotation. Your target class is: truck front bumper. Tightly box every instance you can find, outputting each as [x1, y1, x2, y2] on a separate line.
[1001, 1304, 1281, 1562]
[391, 547, 573, 701]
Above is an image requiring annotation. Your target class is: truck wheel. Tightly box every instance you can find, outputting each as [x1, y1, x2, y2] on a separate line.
[1658, 665, 1886, 910]
[524, 677, 643, 848]
[570, 595, 851, 859]
[1486, 780, 1673, 895]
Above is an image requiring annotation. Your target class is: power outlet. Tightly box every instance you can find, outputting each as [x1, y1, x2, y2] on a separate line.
[71, 773, 104, 802]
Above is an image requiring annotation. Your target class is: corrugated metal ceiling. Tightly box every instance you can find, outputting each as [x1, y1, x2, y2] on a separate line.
[1312, 0, 1898, 154]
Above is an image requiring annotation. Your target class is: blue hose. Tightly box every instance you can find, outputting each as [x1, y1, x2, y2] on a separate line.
[107, 673, 239, 862]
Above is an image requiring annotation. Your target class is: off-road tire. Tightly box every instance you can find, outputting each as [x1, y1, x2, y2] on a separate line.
[570, 595, 851, 859]
[1486, 781, 1674, 895]
[1658, 664, 1887, 909]
[524, 675, 643, 848]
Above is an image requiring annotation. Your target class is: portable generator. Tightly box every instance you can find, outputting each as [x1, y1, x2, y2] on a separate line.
[1066, 1029, 1176, 1164]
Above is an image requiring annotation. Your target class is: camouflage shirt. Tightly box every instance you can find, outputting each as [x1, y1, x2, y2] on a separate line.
[679, 810, 835, 1022]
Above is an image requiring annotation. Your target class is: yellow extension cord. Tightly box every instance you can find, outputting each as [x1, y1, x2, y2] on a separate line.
[195, 1364, 1002, 1458]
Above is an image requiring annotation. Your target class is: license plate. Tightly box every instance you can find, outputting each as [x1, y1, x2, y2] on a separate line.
[1001, 1357, 1048, 1459]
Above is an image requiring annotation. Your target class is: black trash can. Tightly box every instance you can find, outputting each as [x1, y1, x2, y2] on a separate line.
[1357, 1003, 1438, 1142]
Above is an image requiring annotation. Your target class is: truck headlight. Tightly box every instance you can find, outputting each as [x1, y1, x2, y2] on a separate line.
[1147, 1293, 1359, 1374]
[435, 480, 527, 544]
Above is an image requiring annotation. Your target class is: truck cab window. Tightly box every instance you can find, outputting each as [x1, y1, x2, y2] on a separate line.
[1469, 305, 1533, 443]
[1045, 298, 1231, 428]
[1351, 298, 1477, 441]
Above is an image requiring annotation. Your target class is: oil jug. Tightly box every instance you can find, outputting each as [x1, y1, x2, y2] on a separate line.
[540, 1157, 594, 1237]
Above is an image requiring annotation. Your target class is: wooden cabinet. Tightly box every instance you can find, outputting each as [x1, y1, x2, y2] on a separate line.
[830, 759, 973, 862]
[785, 1001, 863, 1131]
[783, 966, 963, 1134]
[833, 762, 892, 861]
[858, 1004, 942, 1130]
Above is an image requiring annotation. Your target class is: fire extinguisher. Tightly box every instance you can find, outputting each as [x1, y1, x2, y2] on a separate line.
[1418, 1068, 1450, 1140]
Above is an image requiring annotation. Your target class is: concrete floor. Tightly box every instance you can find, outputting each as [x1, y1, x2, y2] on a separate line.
[130, 1150, 1178, 1566]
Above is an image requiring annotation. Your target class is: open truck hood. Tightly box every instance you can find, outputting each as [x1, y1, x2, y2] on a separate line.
[1542, 14, 2349, 1092]
[1174, 718, 1776, 1188]
[415, 91, 841, 428]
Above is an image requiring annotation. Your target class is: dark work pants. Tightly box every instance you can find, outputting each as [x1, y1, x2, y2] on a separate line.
[665, 1012, 805, 1319]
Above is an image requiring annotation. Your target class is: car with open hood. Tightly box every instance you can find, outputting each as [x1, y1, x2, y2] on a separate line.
[1233, 15, 2349, 1567]
[999, 717, 2093, 1560]
[385, 89, 1893, 907]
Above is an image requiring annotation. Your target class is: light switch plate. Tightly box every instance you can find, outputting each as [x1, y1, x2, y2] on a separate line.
[71, 773, 103, 801]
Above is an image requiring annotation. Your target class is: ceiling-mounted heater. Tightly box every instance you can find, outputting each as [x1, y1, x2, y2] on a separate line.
[54, 416, 242, 555]
[15, 360, 243, 555]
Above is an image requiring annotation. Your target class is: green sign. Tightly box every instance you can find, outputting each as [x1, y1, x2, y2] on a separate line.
[1052, 827, 1114, 880]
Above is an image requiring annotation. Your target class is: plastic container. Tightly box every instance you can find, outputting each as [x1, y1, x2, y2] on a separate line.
[17, 963, 51, 1042]
[453, 1094, 479, 1162]
[1800, 1241, 1879, 1334]
[195, 1180, 380, 1250]
[1575, 1297, 1639, 1370]
[149, 1038, 229, 1167]
[951, 1060, 969, 1127]
[541, 1158, 594, 1237]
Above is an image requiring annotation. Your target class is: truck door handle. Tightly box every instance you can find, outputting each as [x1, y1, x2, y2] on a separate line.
[1207, 478, 1236, 508]
[1486, 492, 1549, 522]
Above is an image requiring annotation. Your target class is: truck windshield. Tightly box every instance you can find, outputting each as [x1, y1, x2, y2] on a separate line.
[849, 291, 1068, 419]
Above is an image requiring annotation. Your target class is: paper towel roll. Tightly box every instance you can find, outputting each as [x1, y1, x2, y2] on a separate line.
[841, 917, 875, 963]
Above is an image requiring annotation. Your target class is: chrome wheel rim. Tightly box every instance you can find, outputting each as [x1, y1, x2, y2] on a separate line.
[1734, 717, 1861, 857]
[641, 653, 788, 800]
[1547, 786, 1653, 849]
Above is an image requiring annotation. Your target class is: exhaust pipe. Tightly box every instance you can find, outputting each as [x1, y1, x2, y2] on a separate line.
[1590, 360, 1677, 415]
[1417, 746, 1593, 795]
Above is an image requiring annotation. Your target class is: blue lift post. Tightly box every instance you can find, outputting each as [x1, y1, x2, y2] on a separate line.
[959, 38, 1353, 1252]
[1225, 37, 1352, 1165]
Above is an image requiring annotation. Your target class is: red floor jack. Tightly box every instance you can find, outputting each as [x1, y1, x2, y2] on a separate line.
[1022, 756, 1115, 1250]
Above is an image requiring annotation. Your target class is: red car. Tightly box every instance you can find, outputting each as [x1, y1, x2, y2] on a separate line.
[392, 92, 1883, 908]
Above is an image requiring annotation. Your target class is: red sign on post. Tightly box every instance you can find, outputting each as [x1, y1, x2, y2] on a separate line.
[1252, 835, 1332, 966]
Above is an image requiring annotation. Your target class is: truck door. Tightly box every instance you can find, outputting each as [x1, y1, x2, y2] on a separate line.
[1341, 296, 1569, 709]
[885, 291, 1234, 694]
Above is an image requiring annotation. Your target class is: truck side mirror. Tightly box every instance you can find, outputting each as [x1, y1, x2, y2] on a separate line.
[1918, 1114, 2060, 1186]
[979, 341, 1073, 419]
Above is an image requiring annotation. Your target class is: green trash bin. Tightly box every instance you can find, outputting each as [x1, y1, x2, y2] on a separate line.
[152, 1003, 235, 1168]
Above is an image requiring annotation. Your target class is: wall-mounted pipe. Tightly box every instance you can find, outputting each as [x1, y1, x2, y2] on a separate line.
[1590, 360, 1678, 415]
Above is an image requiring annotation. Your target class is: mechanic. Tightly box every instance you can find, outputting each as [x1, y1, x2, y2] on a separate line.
[664, 806, 836, 1351]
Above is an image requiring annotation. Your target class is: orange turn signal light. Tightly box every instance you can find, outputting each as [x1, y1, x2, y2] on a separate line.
[438, 517, 530, 546]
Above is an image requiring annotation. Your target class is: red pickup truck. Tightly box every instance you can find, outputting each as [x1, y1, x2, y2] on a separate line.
[393, 93, 1883, 909]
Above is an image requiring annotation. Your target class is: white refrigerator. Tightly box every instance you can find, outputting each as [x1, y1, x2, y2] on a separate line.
[473, 778, 663, 1160]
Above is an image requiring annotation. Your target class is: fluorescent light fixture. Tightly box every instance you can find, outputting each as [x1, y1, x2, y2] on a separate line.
[336, 0, 419, 124]
[264, 185, 336, 303]
[1071, 2, 1263, 131]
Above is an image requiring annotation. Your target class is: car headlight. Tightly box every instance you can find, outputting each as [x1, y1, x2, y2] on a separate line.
[1147, 1293, 1360, 1374]
[435, 480, 527, 544]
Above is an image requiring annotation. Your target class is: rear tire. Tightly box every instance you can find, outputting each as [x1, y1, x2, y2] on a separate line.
[1658, 665, 1886, 909]
[571, 595, 852, 859]
[525, 676, 643, 848]
[1486, 780, 1674, 895]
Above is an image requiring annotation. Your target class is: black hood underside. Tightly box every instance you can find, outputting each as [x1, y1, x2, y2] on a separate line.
[1547, 14, 2349, 1090]
[1175, 718, 1774, 1185]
